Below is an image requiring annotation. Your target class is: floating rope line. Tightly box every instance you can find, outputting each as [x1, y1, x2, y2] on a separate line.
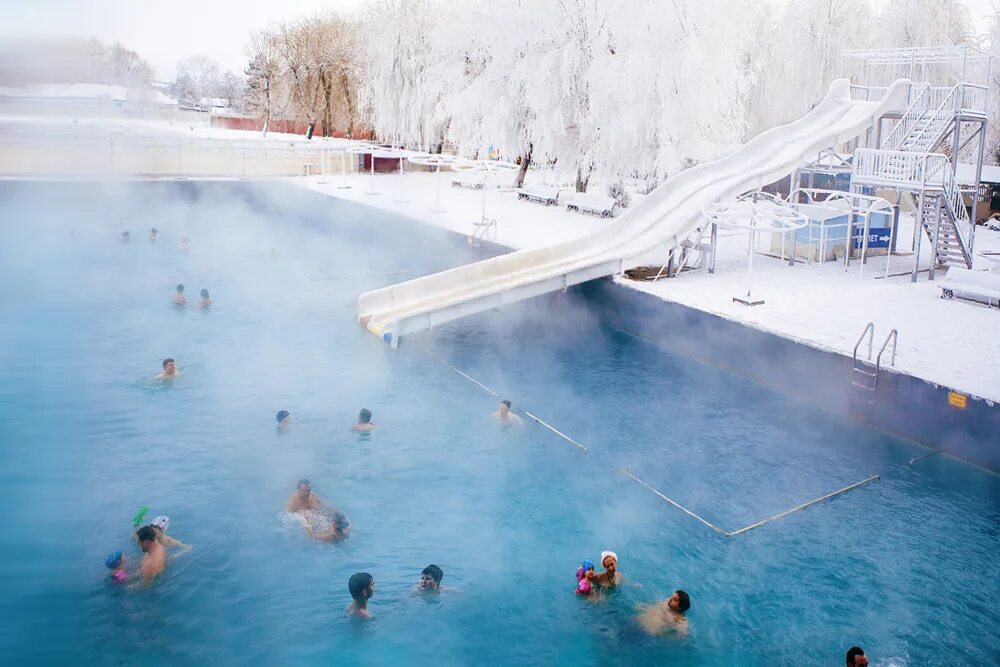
[431, 354, 880, 537]
[908, 451, 939, 466]
[618, 467, 729, 536]
[725, 474, 880, 537]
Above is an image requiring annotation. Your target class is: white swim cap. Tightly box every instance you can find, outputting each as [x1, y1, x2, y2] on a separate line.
[152, 515, 170, 532]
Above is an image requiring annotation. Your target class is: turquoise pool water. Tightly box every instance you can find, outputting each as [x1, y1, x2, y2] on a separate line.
[0, 181, 997, 666]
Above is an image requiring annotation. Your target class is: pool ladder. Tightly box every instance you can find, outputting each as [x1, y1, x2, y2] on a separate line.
[851, 322, 898, 401]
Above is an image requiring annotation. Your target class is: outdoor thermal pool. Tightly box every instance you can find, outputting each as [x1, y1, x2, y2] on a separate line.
[0, 181, 997, 666]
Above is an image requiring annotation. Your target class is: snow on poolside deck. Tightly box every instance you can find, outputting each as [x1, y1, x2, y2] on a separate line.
[296, 172, 1000, 403]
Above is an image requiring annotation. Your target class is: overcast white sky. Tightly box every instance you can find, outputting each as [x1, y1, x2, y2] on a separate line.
[0, 0, 994, 81]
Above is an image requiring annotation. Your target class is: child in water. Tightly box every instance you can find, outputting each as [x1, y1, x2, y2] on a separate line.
[198, 289, 211, 309]
[105, 550, 127, 583]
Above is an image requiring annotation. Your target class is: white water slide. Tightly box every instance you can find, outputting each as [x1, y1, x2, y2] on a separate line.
[358, 79, 910, 345]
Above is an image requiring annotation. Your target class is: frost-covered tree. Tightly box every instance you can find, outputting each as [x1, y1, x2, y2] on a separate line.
[176, 54, 223, 104]
[244, 30, 283, 135]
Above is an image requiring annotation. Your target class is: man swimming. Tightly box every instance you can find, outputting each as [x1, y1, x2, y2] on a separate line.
[156, 358, 181, 379]
[346, 572, 375, 618]
[171, 284, 186, 306]
[351, 409, 376, 433]
[198, 288, 211, 309]
[636, 590, 690, 637]
[493, 400, 524, 425]
[149, 228, 158, 243]
[136, 525, 165, 581]
[285, 479, 327, 513]
[133, 515, 191, 551]
[276, 410, 291, 430]
[414, 564, 444, 593]
[304, 509, 351, 542]
[586, 551, 622, 589]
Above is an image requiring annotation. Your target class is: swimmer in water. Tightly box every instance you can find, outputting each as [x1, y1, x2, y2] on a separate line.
[136, 525, 165, 581]
[149, 228, 158, 243]
[346, 572, 375, 618]
[155, 358, 181, 379]
[414, 564, 444, 593]
[105, 550, 128, 583]
[179, 236, 190, 253]
[285, 478, 328, 513]
[493, 400, 524, 425]
[121, 230, 131, 242]
[304, 509, 351, 542]
[133, 515, 191, 551]
[586, 551, 622, 589]
[636, 590, 690, 637]
[198, 288, 211, 309]
[171, 284, 186, 306]
[276, 410, 291, 430]
[351, 408, 376, 433]
[846, 647, 868, 667]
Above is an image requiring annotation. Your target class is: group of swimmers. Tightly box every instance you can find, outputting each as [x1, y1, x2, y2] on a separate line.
[105, 510, 191, 585]
[121, 227, 189, 252]
[171, 283, 211, 309]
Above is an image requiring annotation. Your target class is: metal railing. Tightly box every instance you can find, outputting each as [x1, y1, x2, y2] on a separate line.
[873, 329, 898, 392]
[849, 85, 889, 101]
[853, 321, 875, 364]
[882, 84, 931, 150]
[852, 148, 947, 187]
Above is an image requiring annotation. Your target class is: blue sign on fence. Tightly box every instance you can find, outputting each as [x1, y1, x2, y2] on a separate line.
[852, 228, 891, 249]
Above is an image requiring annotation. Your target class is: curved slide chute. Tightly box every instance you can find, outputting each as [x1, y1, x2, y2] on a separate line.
[358, 79, 911, 345]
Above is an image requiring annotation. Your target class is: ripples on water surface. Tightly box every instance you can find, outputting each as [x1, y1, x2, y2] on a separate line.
[0, 181, 997, 666]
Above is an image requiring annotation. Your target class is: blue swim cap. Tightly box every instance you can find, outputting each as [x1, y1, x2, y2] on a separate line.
[581, 559, 595, 571]
[105, 550, 123, 569]
[276, 410, 290, 423]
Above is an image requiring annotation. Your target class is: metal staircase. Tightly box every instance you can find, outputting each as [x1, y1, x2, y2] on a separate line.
[851, 80, 986, 277]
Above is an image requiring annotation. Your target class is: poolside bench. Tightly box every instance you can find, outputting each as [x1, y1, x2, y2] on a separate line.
[565, 193, 617, 218]
[938, 267, 1000, 308]
[451, 171, 485, 190]
[517, 186, 561, 206]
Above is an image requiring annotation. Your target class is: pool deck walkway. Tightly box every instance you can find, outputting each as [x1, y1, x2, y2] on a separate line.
[296, 171, 1000, 404]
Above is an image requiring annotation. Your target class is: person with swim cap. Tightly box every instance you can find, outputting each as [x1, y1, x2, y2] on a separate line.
[636, 589, 691, 637]
[285, 479, 328, 513]
[136, 525, 165, 581]
[351, 409, 376, 433]
[155, 358, 181, 379]
[493, 399, 523, 425]
[276, 410, 291, 430]
[415, 564, 444, 593]
[105, 550, 127, 583]
[198, 289, 211, 309]
[586, 551, 622, 589]
[304, 509, 351, 542]
[346, 572, 375, 618]
[171, 284, 186, 306]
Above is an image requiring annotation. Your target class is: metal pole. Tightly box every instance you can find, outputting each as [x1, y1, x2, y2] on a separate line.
[709, 222, 717, 274]
[911, 190, 924, 282]
[971, 121, 986, 255]
[929, 196, 941, 281]
[434, 163, 443, 211]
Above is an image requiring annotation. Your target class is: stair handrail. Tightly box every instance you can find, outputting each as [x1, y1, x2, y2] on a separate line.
[853, 322, 875, 364]
[883, 84, 931, 150]
[938, 172, 973, 263]
[873, 329, 898, 392]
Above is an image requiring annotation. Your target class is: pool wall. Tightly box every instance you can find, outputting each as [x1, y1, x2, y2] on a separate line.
[577, 279, 1000, 471]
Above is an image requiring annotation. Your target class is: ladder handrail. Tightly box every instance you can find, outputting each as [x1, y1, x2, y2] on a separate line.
[883, 84, 930, 150]
[853, 322, 875, 363]
[873, 329, 898, 392]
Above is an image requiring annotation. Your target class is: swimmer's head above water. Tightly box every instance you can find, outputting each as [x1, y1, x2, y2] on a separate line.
[846, 647, 867, 667]
[667, 590, 690, 613]
[200, 288, 210, 299]
[600, 550, 618, 575]
[349, 572, 375, 601]
[176, 284, 184, 293]
[357, 409, 372, 424]
[297, 478, 311, 495]
[500, 399, 512, 415]
[276, 410, 291, 426]
[162, 358, 178, 375]
[136, 525, 157, 551]
[151, 515, 170, 533]
[419, 564, 443, 591]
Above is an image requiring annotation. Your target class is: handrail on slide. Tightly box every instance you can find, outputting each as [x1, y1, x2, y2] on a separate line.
[357, 79, 912, 343]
